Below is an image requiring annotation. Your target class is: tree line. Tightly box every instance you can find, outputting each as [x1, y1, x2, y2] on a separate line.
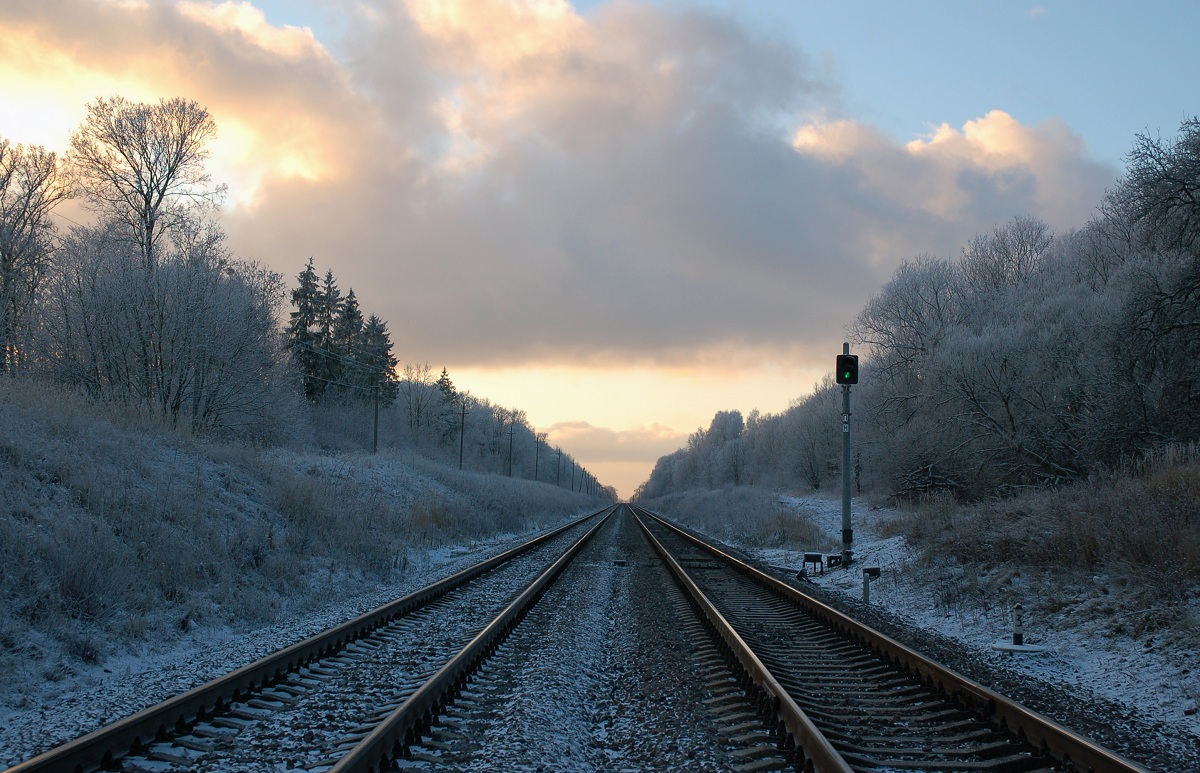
[286, 259, 399, 405]
[637, 117, 1200, 502]
[0, 94, 603, 494]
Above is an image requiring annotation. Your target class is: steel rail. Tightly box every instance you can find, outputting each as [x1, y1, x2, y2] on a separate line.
[329, 506, 614, 772]
[633, 508, 854, 773]
[5, 506, 612, 773]
[635, 505, 1153, 773]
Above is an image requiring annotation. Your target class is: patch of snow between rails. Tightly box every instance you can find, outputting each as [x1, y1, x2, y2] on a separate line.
[0, 529, 541, 768]
[745, 494, 1200, 741]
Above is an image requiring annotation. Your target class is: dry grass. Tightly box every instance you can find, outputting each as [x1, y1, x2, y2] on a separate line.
[876, 451, 1200, 647]
[892, 454, 1200, 584]
[640, 486, 827, 549]
[0, 377, 600, 686]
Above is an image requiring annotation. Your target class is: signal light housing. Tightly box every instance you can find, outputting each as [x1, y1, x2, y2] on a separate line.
[836, 354, 859, 385]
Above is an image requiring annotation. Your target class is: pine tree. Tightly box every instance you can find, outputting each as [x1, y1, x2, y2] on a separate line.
[333, 288, 365, 399]
[316, 269, 343, 393]
[435, 367, 456, 403]
[360, 314, 398, 404]
[435, 367, 459, 445]
[286, 258, 324, 401]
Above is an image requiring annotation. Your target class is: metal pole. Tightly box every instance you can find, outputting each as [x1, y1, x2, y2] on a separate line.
[534, 435, 540, 481]
[556, 447, 562, 487]
[458, 399, 466, 470]
[841, 342, 853, 565]
[372, 385, 379, 454]
[507, 414, 514, 477]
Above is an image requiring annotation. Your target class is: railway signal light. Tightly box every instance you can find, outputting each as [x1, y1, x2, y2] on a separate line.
[836, 353, 859, 385]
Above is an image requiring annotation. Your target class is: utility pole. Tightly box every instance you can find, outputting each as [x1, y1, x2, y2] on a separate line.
[458, 397, 466, 470]
[507, 410, 515, 477]
[556, 447, 562, 487]
[372, 385, 379, 454]
[535, 432, 549, 480]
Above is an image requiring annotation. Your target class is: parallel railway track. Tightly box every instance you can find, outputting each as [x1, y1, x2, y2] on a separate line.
[633, 505, 1152, 773]
[5, 506, 614, 773]
[5, 504, 1157, 772]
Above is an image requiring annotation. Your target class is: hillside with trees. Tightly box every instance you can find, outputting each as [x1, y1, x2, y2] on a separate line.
[637, 118, 1200, 580]
[641, 117, 1199, 499]
[0, 96, 609, 688]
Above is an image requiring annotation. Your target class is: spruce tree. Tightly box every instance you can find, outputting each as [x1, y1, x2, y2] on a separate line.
[334, 288, 365, 398]
[316, 269, 343, 394]
[435, 367, 456, 402]
[286, 258, 323, 401]
[436, 367, 459, 445]
[360, 314, 399, 404]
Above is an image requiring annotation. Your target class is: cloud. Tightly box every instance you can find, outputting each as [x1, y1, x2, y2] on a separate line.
[793, 109, 1114, 239]
[1, 0, 1118, 375]
[546, 420, 687, 463]
[544, 419, 689, 496]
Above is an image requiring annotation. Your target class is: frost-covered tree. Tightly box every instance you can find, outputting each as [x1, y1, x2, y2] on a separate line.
[641, 122, 1200, 503]
[1107, 118, 1200, 445]
[959, 215, 1052, 299]
[42, 221, 289, 436]
[68, 96, 224, 269]
[1120, 116, 1200, 252]
[0, 139, 70, 372]
[400, 362, 437, 445]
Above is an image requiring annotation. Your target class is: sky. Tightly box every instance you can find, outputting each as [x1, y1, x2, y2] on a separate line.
[1, 0, 1196, 498]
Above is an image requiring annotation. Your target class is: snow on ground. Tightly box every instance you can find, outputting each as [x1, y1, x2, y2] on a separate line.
[746, 493, 1200, 739]
[0, 531, 539, 768]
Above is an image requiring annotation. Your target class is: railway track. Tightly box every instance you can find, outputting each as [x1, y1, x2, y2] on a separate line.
[5, 506, 614, 773]
[633, 505, 1153, 773]
[388, 504, 797, 771]
[6, 504, 1158, 772]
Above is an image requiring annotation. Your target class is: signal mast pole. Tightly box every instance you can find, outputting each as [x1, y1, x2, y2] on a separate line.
[837, 342, 859, 565]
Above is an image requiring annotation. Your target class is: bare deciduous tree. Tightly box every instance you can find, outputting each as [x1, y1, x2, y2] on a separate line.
[959, 215, 1053, 297]
[0, 139, 70, 372]
[400, 362, 437, 446]
[42, 222, 290, 436]
[1121, 117, 1200, 252]
[68, 96, 224, 269]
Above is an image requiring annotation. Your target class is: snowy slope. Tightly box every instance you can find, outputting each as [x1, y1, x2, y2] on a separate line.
[746, 494, 1200, 745]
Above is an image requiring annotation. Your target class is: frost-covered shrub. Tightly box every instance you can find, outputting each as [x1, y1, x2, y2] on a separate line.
[894, 450, 1200, 583]
[0, 377, 600, 686]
